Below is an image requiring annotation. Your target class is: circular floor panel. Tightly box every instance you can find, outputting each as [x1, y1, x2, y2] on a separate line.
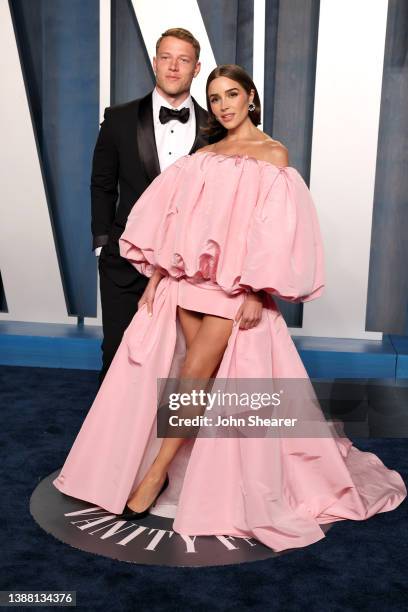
[30, 471, 333, 567]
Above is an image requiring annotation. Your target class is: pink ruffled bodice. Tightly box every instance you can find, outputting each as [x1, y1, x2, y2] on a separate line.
[120, 151, 325, 302]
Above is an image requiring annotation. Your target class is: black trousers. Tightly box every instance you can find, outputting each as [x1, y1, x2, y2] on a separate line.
[98, 241, 149, 386]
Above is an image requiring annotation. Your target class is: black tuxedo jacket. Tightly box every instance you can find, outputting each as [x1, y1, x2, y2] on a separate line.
[90, 91, 208, 251]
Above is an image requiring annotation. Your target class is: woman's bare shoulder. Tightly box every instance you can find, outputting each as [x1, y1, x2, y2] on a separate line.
[196, 144, 217, 154]
[258, 138, 289, 166]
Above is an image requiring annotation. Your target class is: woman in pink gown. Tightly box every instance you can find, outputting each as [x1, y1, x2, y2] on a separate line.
[53, 64, 406, 552]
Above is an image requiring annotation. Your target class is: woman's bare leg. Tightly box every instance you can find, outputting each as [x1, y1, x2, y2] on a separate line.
[154, 309, 234, 463]
[126, 307, 233, 512]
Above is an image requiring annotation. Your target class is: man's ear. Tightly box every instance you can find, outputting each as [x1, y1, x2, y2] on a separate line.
[152, 56, 157, 74]
[193, 61, 201, 78]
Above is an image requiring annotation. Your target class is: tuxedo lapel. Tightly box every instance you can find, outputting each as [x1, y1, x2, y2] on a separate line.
[136, 92, 161, 182]
[189, 97, 209, 153]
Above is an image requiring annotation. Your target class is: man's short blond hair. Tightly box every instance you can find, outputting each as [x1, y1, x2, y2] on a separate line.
[155, 28, 200, 61]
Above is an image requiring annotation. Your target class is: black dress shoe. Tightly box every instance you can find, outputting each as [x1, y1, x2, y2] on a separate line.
[118, 473, 169, 520]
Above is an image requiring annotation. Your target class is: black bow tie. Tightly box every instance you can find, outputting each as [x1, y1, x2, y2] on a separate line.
[159, 106, 190, 124]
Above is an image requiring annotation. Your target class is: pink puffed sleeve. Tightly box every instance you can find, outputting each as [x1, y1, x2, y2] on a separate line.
[239, 168, 325, 302]
[119, 157, 188, 277]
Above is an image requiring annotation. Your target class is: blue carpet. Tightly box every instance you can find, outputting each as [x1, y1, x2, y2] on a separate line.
[0, 365, 407, 611]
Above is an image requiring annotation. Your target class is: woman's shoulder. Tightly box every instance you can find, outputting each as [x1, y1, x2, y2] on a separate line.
[255, 138, 289, 167]
[195, 138, 289, 166]
[195, 144, 217, 154]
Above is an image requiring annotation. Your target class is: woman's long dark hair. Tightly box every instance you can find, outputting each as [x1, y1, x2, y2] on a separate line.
[203, 64, 262, 142]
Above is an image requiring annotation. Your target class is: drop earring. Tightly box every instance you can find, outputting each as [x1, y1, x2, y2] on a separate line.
[248, 102, 255, 112]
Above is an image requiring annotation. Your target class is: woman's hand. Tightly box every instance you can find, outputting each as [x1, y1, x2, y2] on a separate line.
[234, 291, 263, 330]
[138, 269, 165, 317]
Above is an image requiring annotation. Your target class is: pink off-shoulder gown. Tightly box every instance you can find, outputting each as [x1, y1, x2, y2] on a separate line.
[53, 152, 407, 552]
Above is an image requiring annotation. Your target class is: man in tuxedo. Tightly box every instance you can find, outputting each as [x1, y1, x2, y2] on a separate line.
[91, 28, 208, 384]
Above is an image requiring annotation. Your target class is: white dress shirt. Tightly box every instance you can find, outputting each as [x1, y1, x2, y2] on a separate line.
[152, 87, 196, 171]
[95, 88, 196, 255]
